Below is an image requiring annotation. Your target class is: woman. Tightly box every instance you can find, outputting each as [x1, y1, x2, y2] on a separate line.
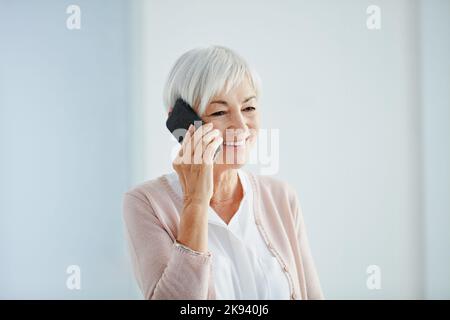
[123, 45, 323, 300]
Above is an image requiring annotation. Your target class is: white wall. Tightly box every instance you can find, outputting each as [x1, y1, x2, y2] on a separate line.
[420, 0, 450, 299]
[0, 0, 139, 298]
[134, 0, 449, 299]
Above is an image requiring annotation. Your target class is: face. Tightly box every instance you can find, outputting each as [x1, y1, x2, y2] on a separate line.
[200, 77, 260, 168]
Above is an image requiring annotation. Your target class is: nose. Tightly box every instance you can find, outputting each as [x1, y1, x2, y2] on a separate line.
[225, 111, 250, 140]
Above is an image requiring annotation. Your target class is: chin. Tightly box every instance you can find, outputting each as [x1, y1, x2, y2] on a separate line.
[213, 162, 246, 173]
[228, 163, 246, 170]
[214, 149, 249, 169]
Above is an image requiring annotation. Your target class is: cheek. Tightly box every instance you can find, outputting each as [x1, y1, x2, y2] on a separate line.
[248, 113, 260, 128]
[248, 118, 260, 135]
[250, 132, 258, 144]
[209, 120, 225, 131]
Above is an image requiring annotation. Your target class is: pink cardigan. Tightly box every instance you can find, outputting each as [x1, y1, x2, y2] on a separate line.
[122, 170, 324, 300]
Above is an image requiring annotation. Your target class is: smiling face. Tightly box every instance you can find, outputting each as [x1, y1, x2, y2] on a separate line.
[200, 76, 260, 168]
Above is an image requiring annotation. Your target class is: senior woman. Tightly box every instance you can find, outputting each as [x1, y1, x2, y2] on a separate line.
[123, 45, 323, 300]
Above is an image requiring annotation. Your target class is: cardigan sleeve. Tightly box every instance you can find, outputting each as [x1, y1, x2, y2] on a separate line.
[292, 192, 325, 300]
[122, 191, 212, 300]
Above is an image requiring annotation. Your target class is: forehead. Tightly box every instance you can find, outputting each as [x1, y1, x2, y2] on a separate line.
[211, 76, 256, 101]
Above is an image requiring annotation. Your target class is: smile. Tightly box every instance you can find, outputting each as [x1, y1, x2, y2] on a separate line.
[223, 136, 249, 147]
[223, 140, 245, 146]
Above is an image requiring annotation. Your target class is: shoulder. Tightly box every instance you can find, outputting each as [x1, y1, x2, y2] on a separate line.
[246, 171, 302, 237]
[123, 172, 176, 208]
[244, 172, 300, 221]
[122, 173, 181, 239]
[249, 172, 297, 200]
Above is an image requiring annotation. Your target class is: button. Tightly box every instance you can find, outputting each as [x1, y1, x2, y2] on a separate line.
[267, 242, 273, 249]
[283, 265, 289, 272]
[255, 218, 261, 225]
[291, 292, 296, 299]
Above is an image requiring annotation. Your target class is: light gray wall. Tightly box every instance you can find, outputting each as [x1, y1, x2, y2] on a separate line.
[135, 0, 448, 299]
[420, 0, 450, 299]
[0, 0, 139, 298]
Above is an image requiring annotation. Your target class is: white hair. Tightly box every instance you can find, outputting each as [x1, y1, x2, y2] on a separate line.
[163, 45, 262, 117]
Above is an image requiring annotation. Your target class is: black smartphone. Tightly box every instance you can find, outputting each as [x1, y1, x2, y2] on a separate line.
[166, 98, 222, 158]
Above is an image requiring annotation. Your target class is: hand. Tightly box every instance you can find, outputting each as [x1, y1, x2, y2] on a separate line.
[172, 122, 223, 206]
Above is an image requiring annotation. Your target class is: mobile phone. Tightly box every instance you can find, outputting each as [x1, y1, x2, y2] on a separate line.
[166, 98, 222, 158]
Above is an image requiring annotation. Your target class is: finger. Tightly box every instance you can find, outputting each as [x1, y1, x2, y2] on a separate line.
[193, 129, 221, 164]
[203, 135, 223, 164]
[181, 124, 196, 164]
[203, 128, 221, 145]
[190, 122, 214, 156]
[181, 124, 194, 151]
[178, 124, 194, 157]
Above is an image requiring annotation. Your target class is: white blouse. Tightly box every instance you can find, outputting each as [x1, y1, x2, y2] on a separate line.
[166, 169, 291, 299]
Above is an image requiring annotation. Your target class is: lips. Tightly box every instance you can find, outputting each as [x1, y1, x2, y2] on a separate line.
[224, 140, 245, 146]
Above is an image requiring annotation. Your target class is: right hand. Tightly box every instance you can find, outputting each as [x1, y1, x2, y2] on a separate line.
[172, 122, 223, 206]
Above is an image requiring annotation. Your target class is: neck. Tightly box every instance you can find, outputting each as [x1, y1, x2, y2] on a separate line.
[211, 167, 241, 203]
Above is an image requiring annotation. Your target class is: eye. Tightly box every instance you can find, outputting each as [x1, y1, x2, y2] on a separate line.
[243, 106, 255, 112]
[211, 111, 226, 116]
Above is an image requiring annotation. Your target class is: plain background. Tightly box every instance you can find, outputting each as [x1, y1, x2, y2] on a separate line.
[0, 0, 449, 299]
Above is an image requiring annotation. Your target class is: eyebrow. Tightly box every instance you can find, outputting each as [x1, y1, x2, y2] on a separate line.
[209, 95, 256, 106]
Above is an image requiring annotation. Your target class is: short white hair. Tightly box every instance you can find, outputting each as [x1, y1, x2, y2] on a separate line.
[163, 45, 262, 117]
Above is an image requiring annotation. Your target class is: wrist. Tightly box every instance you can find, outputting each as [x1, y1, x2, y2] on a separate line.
[183, 196, 209, 208]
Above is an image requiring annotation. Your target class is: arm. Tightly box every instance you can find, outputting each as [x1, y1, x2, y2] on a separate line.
[122, 192, 212, 300]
